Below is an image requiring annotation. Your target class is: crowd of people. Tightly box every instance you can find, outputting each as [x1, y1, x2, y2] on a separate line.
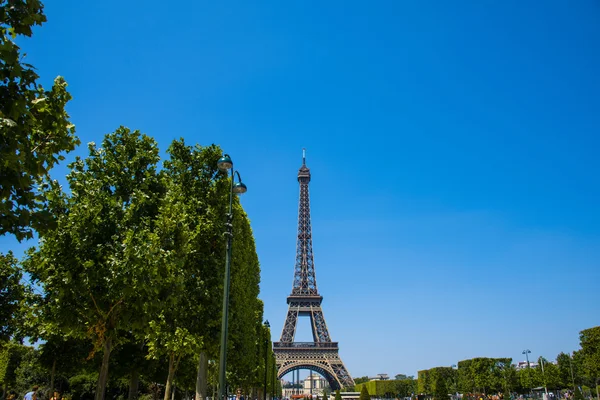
[4, 386, 63, 400]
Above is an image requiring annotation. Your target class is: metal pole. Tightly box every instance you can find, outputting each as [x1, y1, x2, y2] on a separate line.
[218, 171, 235, 400]
[264, 334, 268, 400]
[569, 354, 576, 391]
[272, 355, 276, 400]
[540, 358, 548, 395]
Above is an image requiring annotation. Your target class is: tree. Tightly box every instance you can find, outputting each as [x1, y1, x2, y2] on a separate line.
[434, 374, 449, 400]
[359, 385, 369, 400]
[0, 0, 79, 241]
[158, 140, 264, 398]
[0, 340, 29, 394]
[579, 327, 600, 400]
[23, 127, 165, 400]
[0, 252, 30, 341]
[335, 389, 342, 400]
[557, 352, 577, 390]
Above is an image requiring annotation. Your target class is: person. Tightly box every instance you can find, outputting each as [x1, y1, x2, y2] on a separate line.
[7, 391, 17, 400]
[24, 386, 39, 400]
[50, 391, 61, 400]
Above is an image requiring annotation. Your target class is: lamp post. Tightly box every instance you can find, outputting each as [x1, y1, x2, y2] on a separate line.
[272, 354, 276, 400]
[522, 349, 531, 368]
[522, 349, 532, 395]
[569, 353, 576, 392]
[217, 154, 248, 400]
[264, 320, 270, 400]
[451, 365, 458, 397]
[539, 357, 548, 395]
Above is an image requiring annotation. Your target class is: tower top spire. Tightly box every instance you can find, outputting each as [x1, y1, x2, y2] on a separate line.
[298, 148, 311, 182]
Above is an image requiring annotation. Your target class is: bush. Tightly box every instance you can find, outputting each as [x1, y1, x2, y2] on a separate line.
[360, 385, 370, 400]
[68, 373, 98, 400]
[433, 375, 448, 400]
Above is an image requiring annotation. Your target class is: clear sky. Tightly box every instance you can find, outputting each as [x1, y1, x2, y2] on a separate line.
[3, 0, 600, 379]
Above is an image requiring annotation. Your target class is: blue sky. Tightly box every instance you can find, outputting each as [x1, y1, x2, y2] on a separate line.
[2, 0, 600, 379]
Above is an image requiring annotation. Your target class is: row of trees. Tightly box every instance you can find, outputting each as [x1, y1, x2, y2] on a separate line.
[416, 327, 600, 399]
[1, 2, 277, 400]
[354, 379, 417, 398]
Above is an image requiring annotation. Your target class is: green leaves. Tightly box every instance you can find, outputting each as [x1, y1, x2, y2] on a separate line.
[579, 326, 600, 383]
[1, 0, 80, 240]
[0, 252, 33, 341]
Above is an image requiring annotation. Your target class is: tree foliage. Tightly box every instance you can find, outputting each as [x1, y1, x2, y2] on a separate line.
[23, 127, 165, 400]
[579, 327, 600, 383]
[0, 252, 31, 341]
[456, 358, 511, 394]
[0, 0, 79, 241]
[356, 379, 416, 398]
[359, 385, 369, 400]
[434, 373, 449, 400]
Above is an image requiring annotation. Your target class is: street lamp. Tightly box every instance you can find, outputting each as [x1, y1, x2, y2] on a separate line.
[272, 354, 277, 400]
[522, 350, 532, 395]
[569, 353, 576, 392]
[522, 349, 531, 368]
[451, 365, 458, 397]
[539, 357, 548, 395]
[217, 154, 248, 400]
[264, 320, 270, 400]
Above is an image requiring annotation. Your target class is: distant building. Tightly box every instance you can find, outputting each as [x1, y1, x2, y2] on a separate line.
[329, 393, 359, 400]
[370, 373, 390, 381]
[303, 374, 328, 396]
[515, 361, 539, 370]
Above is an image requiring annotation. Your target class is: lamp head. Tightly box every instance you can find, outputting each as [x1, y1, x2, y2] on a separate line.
[217, 154, 233, 171]
[233, 182, 247, 194]
[264, 320, 270, 328]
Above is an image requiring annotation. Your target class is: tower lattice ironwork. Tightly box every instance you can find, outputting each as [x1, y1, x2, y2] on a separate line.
[273, 151, 354, 390]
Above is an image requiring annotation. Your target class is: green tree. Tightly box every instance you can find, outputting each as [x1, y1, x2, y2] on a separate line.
[579, 327, 600, 400]
[359, 385, 369, 400]
[434, 374, 449, 400]
[13, 345, 49, 395]
[0, 252, 31, 341]
[158, 140, 263, 397]
[37, 335, 92, 392]
[24, 127, 165, 400]
[0, 341, 29, 394]
[557, 353, 577, 390]
[335, 389, 342, 400]
[0, 0, 79, 241]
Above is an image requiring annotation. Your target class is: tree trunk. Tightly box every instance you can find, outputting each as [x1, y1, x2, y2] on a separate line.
[195, 351, 208, 400]
[50, 358, 57, 391]
[128, 370, 140, 400]
[94, 337, 113, 400]
[171, 385, 176, 400]
[164, 353, 176, 400]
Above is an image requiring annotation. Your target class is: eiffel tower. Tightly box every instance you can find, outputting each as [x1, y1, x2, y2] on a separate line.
[273, 150, 354, 390]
